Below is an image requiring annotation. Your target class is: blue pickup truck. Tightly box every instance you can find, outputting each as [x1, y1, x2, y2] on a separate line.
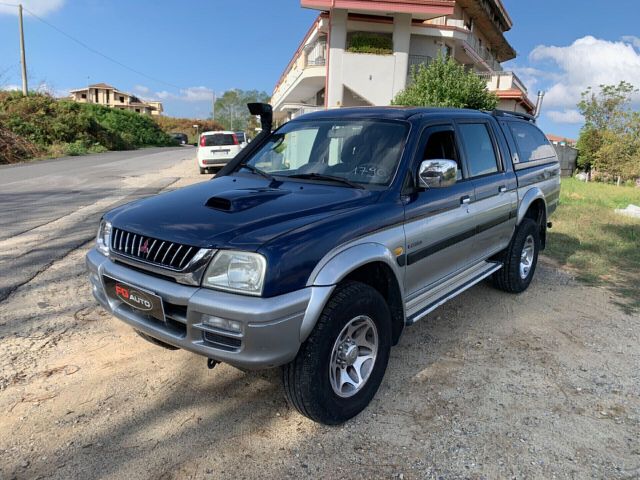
[87, 104, 560, 424]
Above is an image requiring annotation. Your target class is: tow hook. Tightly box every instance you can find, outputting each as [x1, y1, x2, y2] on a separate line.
[547, 222, 553, 228]
[207, 358, 220, 370]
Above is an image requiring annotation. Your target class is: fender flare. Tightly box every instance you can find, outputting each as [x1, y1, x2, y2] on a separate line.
[517, 187, 547, 225]
[299, 243, 405, 342]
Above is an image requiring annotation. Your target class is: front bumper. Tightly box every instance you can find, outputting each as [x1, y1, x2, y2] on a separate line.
[86, 248, 333, 370]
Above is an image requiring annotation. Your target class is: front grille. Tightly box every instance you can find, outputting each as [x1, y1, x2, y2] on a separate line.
[110, 227, 199, 271]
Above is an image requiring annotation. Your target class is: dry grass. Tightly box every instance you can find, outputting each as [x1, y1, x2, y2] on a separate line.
[545, 177, 640, 312]
[0, 126, 41, 163]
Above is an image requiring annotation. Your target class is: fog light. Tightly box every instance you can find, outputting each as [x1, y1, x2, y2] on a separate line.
[202, 315, 242, 333]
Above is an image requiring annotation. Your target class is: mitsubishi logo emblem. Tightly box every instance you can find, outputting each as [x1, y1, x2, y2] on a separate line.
[139, 239, 149, 255]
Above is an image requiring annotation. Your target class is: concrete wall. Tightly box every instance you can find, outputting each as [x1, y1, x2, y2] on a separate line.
[409, 35, 443, 59]
[497, 99, 528, 114]
[342, 52, 396, 105]
[554, 145, 578, 177]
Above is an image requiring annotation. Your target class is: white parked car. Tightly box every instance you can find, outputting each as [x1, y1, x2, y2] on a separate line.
[197, 131, 244, 174]
[235, 131, 249, 148]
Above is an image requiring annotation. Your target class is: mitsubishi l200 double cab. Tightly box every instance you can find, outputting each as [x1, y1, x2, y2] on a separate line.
[87, 104, 560, 425]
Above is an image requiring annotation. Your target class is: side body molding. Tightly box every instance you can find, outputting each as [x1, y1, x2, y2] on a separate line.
[299, 242, 405, 342]
[517, 187, 546, 225]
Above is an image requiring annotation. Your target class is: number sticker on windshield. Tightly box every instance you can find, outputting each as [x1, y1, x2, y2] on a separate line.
[353, 165, 388, 178]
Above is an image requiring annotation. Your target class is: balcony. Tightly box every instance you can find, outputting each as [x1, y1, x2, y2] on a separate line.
[272, 39, 327, 111]
[477, 71, 527, 94]
[464, 35, 501, 71]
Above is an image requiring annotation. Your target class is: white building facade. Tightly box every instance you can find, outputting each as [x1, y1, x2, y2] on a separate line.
[271, 0, 534, 122]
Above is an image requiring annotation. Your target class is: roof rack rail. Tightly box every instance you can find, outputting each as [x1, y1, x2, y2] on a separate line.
[490, 109, 536, 123]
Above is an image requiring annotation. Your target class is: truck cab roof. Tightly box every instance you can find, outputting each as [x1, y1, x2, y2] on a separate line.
[292, 106, 534, 123]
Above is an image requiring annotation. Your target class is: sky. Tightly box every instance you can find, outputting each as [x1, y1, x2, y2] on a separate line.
[1, 0, 640, 138]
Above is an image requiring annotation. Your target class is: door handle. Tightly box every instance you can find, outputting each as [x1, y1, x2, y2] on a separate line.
[498, 185, 507, 193]
[461, 195, 471, 205]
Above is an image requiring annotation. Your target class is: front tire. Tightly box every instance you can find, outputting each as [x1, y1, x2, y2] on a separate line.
[282, 281, 392, 425]
[493, 218, 540, 293]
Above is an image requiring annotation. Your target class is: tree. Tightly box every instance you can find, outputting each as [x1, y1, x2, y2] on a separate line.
[578, 81, 636, 131]
[213, 89, 270, 134]
[576, 81, 640, 179]
[392, 55, 498, 110]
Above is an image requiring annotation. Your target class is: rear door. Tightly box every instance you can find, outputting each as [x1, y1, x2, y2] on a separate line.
[455, 118, 517, 262]
[403, 123, 476, 297]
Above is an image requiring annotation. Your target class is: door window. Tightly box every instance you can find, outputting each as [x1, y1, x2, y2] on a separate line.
[458, 123, 499, 177]
[422, 130, 463, 180]
[508, 122, 556, 163]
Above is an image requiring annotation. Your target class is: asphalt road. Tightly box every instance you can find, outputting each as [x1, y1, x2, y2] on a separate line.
[0, 147, 196, 301]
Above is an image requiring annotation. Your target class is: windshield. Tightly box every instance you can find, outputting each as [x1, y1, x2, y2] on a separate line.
[242, 119, 408, 186]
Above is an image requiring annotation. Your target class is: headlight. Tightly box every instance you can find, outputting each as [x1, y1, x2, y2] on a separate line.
[96, 220, 112, 256]
[202, 251, 266, 296]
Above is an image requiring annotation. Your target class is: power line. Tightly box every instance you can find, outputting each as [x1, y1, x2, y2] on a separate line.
[3, 2, 184, 91]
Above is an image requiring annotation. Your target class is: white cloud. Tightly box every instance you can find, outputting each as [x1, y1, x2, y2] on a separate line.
[528, 36, 640, 110]
[154, 86, 213, 102]
[546, 109, 583, 124]
[622, 36, 640, 49]
[0, 0, 65, 16]
[0, 84, 21, 91]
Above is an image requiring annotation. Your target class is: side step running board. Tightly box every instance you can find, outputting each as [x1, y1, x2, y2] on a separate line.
[406, 261, 502, 325]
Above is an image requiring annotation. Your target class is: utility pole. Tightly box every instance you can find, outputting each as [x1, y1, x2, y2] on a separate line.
[212, 91, 216, 121]
[18, 4, 28, 96]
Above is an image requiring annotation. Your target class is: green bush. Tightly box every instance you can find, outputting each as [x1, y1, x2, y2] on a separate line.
[0, 91, 176, 163]
[392, 54, 498, 110]
[347, 32, 393, 55]
[65, 140, 89, 156]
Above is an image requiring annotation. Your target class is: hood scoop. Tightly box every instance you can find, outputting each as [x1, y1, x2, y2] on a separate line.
[205, 188, 291, 212]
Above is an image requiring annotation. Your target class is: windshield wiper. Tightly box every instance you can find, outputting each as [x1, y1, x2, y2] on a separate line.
[240, 163, 274, 181]
[287, 173, 365, 189]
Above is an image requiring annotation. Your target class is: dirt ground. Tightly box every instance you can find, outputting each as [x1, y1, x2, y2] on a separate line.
[1, 160, 639, 480]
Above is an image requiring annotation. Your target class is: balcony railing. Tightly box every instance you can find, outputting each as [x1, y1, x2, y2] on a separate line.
[305, 40, 326, 67]
[466, 36, 501, 72]
[407, 55, 432, 77]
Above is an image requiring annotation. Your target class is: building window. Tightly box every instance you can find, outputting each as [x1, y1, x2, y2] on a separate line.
[106, 91, 110, 103]
[94, 90, 99, 103]
[135, 108, 140, 113]
[119, 96, 124, 103]
[81, 93, 86, 99]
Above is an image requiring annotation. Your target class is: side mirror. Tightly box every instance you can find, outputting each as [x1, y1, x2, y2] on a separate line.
[418, 159, 458, 189]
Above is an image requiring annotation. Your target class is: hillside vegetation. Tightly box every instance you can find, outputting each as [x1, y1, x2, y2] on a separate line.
[0, 92, 175, 164]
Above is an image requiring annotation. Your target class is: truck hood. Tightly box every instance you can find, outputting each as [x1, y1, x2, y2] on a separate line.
[105, 174, 379, 250]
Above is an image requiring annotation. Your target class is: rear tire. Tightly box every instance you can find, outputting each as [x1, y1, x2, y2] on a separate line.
[492, 218, 540, 293]
[199, 167, 206, 174]
[282, 281, 391, 425]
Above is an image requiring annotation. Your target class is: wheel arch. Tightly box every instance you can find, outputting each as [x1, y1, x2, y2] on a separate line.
[301, 243, 405, 344]
[517, 188, 548, 249]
